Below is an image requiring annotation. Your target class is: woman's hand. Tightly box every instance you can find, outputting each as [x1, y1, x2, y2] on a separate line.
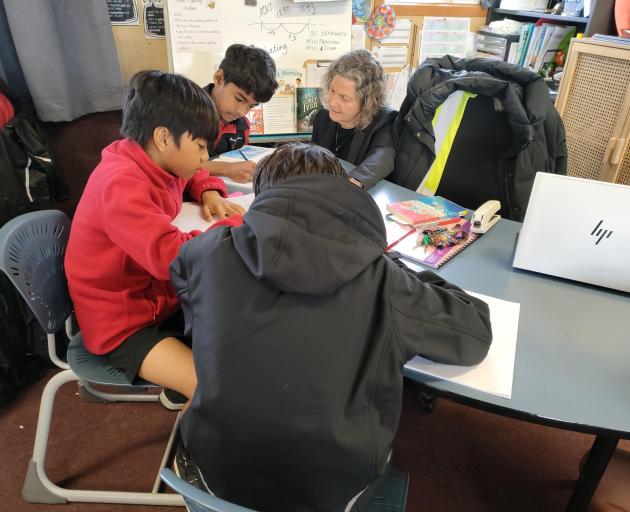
[200, 190, 246, 220]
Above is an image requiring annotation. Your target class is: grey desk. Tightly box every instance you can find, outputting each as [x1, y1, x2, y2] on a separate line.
[369, 181, 630, 512]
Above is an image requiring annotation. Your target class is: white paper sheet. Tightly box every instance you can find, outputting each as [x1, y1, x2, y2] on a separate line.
[351, 24, 366, 50]
[405, 292, 520, 399]
[171, 194, 255, 232]
[384, 18, 412, 44]
[305, 61, 332, 88]
[262, 93, 296, 134]
[374, 46, 408, 68]
[418, 17, 470, 64]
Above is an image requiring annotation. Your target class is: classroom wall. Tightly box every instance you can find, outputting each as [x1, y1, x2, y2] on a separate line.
[111, 8, 168, 84]
[110, 2, 487, 81]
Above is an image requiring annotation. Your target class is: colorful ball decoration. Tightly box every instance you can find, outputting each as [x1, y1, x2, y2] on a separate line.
[366, 4, 396, 41]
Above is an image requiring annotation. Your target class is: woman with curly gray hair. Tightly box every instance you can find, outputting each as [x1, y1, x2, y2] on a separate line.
[311, 49, 397, 189]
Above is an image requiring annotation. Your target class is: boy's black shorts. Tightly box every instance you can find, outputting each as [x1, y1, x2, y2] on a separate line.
[104, 310, 191, 384]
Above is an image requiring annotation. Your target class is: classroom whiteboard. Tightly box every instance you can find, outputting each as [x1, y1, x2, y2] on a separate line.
[164, 0, 352, 86]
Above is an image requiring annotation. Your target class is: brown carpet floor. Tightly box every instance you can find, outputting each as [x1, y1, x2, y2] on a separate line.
[3, 369, 626, 512]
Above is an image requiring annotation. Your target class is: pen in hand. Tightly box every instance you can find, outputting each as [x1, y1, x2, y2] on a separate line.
[238, 149, 248, 161]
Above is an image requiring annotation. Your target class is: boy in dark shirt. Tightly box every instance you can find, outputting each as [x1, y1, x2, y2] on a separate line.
[171, 142, 493, 511]
[202, 44, 278, 184]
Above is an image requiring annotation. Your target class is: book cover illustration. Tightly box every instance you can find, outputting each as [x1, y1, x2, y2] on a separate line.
[392, 220, 477, 269]
[296, 87, 322, 133]
[246, 105, 264, 135]
[386, 196, 468, 229]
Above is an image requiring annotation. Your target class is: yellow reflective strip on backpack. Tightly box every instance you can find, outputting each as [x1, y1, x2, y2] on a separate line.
[418, 91, 477, 196]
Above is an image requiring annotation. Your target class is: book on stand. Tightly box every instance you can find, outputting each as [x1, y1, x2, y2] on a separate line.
[296, 87, 322, 133]
[246, 105, 264, 135]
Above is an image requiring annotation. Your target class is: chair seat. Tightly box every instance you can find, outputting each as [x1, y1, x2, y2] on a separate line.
[66, 333, 158, 387]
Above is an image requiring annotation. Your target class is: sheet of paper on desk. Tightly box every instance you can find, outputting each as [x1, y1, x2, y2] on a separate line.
[171, 194, 255, 233]
[405, 292, 520, 399]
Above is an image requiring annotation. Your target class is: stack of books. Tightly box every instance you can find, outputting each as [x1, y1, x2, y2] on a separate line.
[385, 196, 477, 269]
[509, 22, 576, 77]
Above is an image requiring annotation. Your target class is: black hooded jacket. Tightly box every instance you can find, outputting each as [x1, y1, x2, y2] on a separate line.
[391, 56, 567, 221]
[170, 174, 492, 512]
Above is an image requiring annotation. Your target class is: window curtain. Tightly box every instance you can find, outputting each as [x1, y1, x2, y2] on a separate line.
[1, 0, 124, 122]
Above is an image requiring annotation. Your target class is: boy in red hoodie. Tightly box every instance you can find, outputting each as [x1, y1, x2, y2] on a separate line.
[65, 70, 242, 406]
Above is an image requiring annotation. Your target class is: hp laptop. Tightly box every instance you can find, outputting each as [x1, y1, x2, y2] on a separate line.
[513, 173, 630, 293]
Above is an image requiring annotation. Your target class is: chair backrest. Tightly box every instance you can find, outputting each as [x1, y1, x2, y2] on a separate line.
[161, 467, 409, 512]
[160, 469, 255, 512]
[0, 210, 72, 334]
[436, 94, 512, 217]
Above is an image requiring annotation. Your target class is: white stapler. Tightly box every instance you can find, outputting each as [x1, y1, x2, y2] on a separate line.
[471, 200, 501, 234]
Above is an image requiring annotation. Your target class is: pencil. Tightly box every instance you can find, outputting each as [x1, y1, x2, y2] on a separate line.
[238, 149, 248, 161]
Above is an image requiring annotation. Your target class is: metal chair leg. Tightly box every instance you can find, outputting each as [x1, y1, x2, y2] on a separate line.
[22, 370, 184, 506]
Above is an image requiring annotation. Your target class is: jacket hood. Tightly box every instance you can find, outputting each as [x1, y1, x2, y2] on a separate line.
[409, 56, 553, 155]
[231, 174, 387, 296]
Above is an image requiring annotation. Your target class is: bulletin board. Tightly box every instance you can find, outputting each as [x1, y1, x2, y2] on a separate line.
[164, 0, 353, 86]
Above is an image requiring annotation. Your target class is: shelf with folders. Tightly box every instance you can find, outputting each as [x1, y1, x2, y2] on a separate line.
[486, 0, 616, 37]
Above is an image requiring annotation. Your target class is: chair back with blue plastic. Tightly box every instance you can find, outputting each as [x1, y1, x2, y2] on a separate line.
[1, 210, 183, 506]
[160, 466, 409, 512]
[0, 209, 71, 334]
[0, 209, 72, 369]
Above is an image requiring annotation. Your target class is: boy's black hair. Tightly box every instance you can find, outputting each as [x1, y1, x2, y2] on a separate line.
[121, 70, 219, 148]
[218, 44, 278, 103]
[253, 142, 347, 195]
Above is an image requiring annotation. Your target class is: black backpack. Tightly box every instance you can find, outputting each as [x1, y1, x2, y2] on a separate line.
[0, 82, 69, 227]
[0, 83, 69, 406]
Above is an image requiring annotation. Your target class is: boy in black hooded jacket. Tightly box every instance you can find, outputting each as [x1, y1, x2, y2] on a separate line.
[170, 142, 493, 512]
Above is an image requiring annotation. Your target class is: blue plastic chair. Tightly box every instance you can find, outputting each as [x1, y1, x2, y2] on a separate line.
[160, 466, 409, 512]
[0, 210, 183, 506]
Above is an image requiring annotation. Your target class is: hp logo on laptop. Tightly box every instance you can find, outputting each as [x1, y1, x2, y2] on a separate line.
[591, 220, 613, 245]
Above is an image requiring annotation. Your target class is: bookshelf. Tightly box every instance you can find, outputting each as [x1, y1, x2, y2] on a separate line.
[491, 8, 588, 24]
[486, 0, 615, 37]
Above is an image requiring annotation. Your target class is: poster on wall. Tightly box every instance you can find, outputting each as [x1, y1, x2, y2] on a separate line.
[418, 17, 470, 63]
[144, 0, 165, 38]
[352, 0, 371, 24]
[165, 0, 351, 79]
[107, 0, 140, 25]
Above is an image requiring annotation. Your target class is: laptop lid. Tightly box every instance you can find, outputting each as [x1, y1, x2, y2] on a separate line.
[513, 173, 630, 293]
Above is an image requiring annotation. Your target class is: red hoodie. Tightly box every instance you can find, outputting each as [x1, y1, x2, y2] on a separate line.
[65, 138, 234, 355]
[0, 92, 14, 129]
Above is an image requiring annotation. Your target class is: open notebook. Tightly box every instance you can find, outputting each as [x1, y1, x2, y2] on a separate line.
[386, 219, 477, 269]
[171, 194, 255, 232]
[217, 145, 274, 163]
